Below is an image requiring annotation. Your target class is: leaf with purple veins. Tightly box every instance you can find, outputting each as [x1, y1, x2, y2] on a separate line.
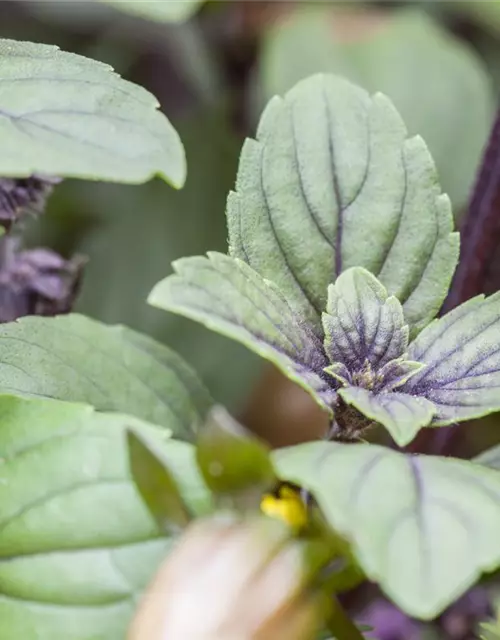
[322, 267, 409, 371]
[402, 291, 500, 425]
[338, 386, 435, 447]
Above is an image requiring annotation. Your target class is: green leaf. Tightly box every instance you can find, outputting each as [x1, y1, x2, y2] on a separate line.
[228, 72, 459, 338]
[148, 251, 333, 412]
[403, 293, 500, 425]
[46, 111, 260, 411]
[196, 405, 275, 500]
[338, 386, 435, 447]
[0, 38, 185, 187]
[259, 6, 494, 210]
[274, 441, 500, 619]
[322, 267, 409, 371]
[127, 430, 191, 534]
[0, 313, 212, 441]
[99, 0, 203, 23]
[0, 394, 211, 640]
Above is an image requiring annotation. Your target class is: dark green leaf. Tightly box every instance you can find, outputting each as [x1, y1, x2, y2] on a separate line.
[274, 441, 500, 619]
[0, 38, 185, 187]
[0, 394, 211, 639]
[403, 293, 500, 425]
[127, 430, 191, 533]
[149, 252, 333, 412]
[228, 73, 459, 338]
[0, 313, 212, 441]
[196, 405, 275, 499]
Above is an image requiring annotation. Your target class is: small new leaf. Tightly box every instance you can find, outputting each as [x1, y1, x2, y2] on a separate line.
[323, 267, 408, 371]
[196, 405, 276, 502]
[127, 430, 191, 534]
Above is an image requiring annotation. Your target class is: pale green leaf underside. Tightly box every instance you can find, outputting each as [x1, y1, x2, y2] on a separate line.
[148, 252, 333, 412]
[274, 441, 500, 619]
[404, 292, 500, 425]
[323, 267, 408, 370]
[227, 73, 459, 337]
[99, 0, 203, 22]
[0, 313, 212, 440]
[0, 395, 211, 640]
[0, 38, 185, 186]
[339, 386, 435, 447]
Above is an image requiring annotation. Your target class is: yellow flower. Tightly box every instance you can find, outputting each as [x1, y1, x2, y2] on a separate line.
[260, 484, 309, 531]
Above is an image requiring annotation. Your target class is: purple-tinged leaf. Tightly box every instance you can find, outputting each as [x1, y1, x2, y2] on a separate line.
[378, 359, 425, 392]
[274, 441, 500, 619]
[403, 292, 500, 424]
[322, 268, 408, 373]
[338, 386, 435, 446]
[149, 252, 335, 413]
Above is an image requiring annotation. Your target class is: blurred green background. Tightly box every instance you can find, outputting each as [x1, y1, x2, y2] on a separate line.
[2, 0, 499, 447]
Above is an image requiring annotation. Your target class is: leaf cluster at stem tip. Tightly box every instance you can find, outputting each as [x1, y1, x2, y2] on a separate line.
[149, 73, 500, 448]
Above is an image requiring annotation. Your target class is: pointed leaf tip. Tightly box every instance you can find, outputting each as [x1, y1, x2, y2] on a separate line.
[127, 429, 191, 533]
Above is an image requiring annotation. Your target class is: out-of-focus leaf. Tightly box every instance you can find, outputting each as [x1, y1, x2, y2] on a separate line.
[228, 73, 458, 338]
[260, 7, 494, 210]
[196, 405, 275, 498]
[0, 394, 211, 640]
[452, 1, 500, 37]
[38, 112, 261, 410]
[0, 38, 185, 187]
[275, 441, 500, 619]
[99, 0, 203, 23]
[127, 430, 193, 533]
[0, 313, 212, 440]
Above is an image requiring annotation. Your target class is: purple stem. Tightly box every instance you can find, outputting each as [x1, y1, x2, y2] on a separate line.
[443, 107, 500, 312]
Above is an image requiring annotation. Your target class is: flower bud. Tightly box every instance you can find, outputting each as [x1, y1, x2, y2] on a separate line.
[128, 517, 321, 640]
